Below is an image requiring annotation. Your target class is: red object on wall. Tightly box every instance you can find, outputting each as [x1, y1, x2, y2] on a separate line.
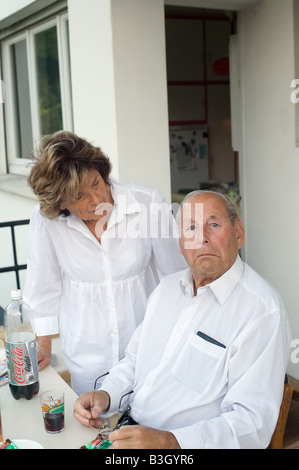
[213, 57, 229, 76]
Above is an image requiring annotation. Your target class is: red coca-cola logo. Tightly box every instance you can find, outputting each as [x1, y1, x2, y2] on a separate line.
[10, 345, 25, 384]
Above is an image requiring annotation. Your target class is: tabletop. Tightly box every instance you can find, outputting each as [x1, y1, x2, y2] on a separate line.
[0, 365, 99, 449]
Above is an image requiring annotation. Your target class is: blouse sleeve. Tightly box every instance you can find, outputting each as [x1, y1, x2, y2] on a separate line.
[23, 206, 62, 336]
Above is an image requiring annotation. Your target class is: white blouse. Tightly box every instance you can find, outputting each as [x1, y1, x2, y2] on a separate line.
[23, 178, 186, 394]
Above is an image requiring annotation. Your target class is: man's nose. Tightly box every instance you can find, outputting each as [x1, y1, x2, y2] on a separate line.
[192, 227, 208, 249]
[202, 227, 209, 244]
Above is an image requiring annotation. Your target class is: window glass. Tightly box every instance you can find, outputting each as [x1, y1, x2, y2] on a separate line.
[34, 25, 63, 135]
[2, 11, 72, 173]
[10, 39, 33, 159]
[65, 20, 73, 122]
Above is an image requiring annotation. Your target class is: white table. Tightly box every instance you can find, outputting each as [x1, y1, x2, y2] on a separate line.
[0, 366, 99, 449]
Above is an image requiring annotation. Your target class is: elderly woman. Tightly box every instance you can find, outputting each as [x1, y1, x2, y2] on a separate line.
[23, 130, 186, 395]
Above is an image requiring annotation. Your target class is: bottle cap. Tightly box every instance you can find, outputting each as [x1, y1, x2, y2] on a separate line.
[10, 289, 22, 300]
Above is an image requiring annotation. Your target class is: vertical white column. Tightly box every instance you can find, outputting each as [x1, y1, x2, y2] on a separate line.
[68, 0, 171, 200]
[111, 0, 171, 200]
[68, 0, 119, 176]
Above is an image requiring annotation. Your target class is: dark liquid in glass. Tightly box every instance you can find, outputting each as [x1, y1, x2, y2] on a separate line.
[44, 412, 64, 433]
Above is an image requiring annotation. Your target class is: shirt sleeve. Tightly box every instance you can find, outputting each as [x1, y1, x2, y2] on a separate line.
[149, 189, 187, 277]
[23, 206, 61, 336]
[99, 323, 142, 416]
[171, 309, 292, 449]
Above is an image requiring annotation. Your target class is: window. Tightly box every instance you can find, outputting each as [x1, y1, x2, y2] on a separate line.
[2, 12, 73, 175]
[165, 14, 231, 126]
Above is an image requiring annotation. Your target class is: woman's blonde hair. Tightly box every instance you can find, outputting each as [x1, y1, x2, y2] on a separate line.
[27, 130, 112, 219]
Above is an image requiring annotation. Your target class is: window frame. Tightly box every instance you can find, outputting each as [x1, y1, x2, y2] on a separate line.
[1, 11, 72, 176]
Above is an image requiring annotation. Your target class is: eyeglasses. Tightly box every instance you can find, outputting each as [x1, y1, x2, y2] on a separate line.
[89, 372, 134, 436]
[90, 372, 109, 416]
[113, 389, 134, 429]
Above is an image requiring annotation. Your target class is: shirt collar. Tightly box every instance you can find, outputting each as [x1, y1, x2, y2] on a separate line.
[180, 268, 195, 296]
[180, 255, 244, 305]
[207, 255, 244, 305]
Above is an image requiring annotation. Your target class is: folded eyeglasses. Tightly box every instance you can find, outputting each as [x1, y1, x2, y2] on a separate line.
[89, 372, 134, 438]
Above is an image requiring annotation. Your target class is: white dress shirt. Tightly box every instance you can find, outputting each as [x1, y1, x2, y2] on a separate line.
[23, 178, 186, 395]
[100, 256, 292, 448]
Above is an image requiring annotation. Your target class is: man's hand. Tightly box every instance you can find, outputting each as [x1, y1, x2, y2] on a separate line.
[37, 335, 52, 370]
[73, 390, 110, 429]
[109, 425, 181, 449]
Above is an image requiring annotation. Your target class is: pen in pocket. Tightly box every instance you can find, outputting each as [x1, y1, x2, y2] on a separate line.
[196, 331, 226, 349]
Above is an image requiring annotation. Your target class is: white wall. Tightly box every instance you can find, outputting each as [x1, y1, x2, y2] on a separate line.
[0, 0, 59, 28]
[68, 0, 172, 201]
[0, 0, 35, 19]
[0, 190, 37, 309]
[112, 0, 171, 197]
[238, 0, 299, 378]
[67, 0, 119, 176]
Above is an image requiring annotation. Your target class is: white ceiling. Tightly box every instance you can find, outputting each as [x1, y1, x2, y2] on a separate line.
[164, 0, 260, 12]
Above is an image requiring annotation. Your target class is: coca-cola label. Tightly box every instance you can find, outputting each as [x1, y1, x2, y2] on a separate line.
[6, 337, 39, 386]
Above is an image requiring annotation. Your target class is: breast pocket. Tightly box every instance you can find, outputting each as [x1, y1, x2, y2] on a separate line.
[173, 332, 228, 399]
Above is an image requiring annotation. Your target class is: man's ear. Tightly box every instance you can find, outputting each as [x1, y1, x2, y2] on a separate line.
[235, 218, 245, 249]
[179, 236, 183, 255]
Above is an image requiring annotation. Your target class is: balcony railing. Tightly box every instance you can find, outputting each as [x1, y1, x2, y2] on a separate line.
[0, 219, 30, 289]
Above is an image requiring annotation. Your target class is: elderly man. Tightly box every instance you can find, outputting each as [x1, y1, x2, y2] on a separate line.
[74, 191, 291, 449]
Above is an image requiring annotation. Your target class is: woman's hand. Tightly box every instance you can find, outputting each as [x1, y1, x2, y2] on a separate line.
[37, 335, 52, 370]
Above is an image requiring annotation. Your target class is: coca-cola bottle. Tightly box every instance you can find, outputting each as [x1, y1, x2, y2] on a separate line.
[4, 289, 39, 400]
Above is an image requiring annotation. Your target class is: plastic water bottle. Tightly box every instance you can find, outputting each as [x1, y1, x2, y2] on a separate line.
[4, 289, 39, 400]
